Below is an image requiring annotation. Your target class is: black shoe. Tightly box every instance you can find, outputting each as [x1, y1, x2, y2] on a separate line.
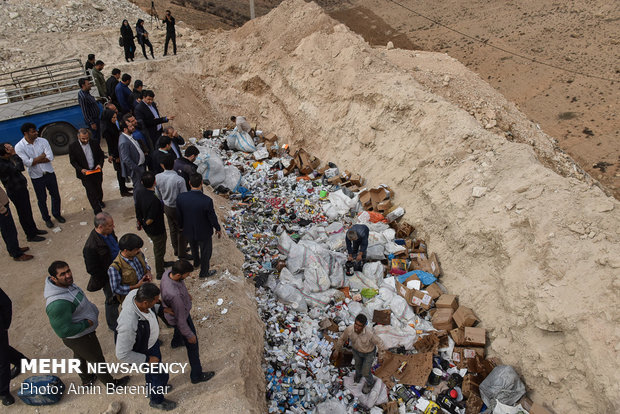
[179, 254, 193, 261]
[100, 201, 106, 208]
[149, 398, 177, 411]
[164, 261, 175, 267]
[54, 215, 66, 223]
[193, 262, 200, 269]
[121, 191, 133, 197]
[27, 235, 45, 242]
[112, 376, 130, 388]
[82, 374, 97, 386]
[170, 340, 183, 349]
[45, 220, 54, 228]
[36, 229, 48, 235]
[191, 371, 215, 384]
[1, 394, 15, 406]
[10, 365, 21, 379]
[199, 270, 216, 279]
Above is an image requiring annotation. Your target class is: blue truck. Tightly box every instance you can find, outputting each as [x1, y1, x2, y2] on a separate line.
[0, 59, 101, 154]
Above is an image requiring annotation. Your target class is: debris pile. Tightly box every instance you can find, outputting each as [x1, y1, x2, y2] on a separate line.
[193, 128, 545, 413]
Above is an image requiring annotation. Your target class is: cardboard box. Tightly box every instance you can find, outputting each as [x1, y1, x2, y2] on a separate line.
[263, 132, 277, 144]
[431, 308, 455, 331]
[466, 394, 484, 414]
[424, 283, 442, 300]
[414, 332, 440, 354]
[450, 327, 486, 347]
[377, 200, 393, 212]
[379, 401, 399, 414]
[461, 375, 481, 399]
[330, 348, 353, 367]
[374, 351, 433, 388]
[319, 318, 339, 333]
[453, 306, 479, 327]
[327, 176, 342, 185]
[395, 278, 432, 310]
[369, 186, 391, 210]
[372, 309, 391, 325]
[358, 190, 372, 209]
[394, 222, 414, 238]
[413, 252, 441, 277]
[436, 294, 459, 310]
[349, 174, 364, 187]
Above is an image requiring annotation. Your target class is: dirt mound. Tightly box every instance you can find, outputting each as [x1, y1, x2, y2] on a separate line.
[139, 1, 617, 411]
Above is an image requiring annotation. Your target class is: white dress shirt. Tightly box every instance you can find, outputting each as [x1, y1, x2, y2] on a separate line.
[15, 137, 55, 179]
[80, 142, 95, 170]
[146, 103, 163, 131]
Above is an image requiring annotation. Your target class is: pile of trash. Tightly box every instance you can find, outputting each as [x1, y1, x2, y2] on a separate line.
[192, 127, 547, 414]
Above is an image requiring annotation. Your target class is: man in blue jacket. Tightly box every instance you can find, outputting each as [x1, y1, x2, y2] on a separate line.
[176, 173, 221, 278]
[114, 73, 133, 115]
[346, 224, 369, 272]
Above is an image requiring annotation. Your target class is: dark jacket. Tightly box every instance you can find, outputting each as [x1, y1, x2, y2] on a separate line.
[163, 16, 175, 35]
[155, 134, 184, 159]
[151, 149, 171, 174]
[101, 108, 120, 158]
[0, 155, 28, 196]
[136, 20, 148, 45]
[173, 157, 197, 190]
[129, 88, 142, 109]
[346, 224, 370, 256]
[0, 287, 12, 331]
[68, 140, 105, 179]
[120, 24, 135, 45]
[106, 75, 119, 103]
[83, 229, 118, 291]
[176, 189, 221, 241]
[115, 82, 133, 113]
[134, 187, 166, 236]
[134, 101, 168, 145]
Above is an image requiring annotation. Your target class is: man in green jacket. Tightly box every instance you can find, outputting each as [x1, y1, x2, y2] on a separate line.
[91, 60, 107, 99]
[44, 260, 129, 387]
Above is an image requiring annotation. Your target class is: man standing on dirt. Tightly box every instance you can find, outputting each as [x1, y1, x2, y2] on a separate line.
[91, 60, 107, 98]
[118, 116, 146, 188]
[0, 186, 33, 262]
[333, 314, 384, 394]
[161, 260, 215, 384]
[69, 129, 105, 215]
[134, 172, 168, 280]
[105, 68, 121, 107]
[15, 123, 65, 229]
[163, 10, 176, 56]
[0, 287, 29, 406]
[44, 261, 130, 388]
[0, 143, 47, 242]
[115, 73, 133, 115]
[156, 155, 190, 261]
[176, 173, 222, 278]
[83, 212, 120, 331]
[78, 78, 101, 142]
[116, 283, 176, 411]
[107, 233, 153, 303]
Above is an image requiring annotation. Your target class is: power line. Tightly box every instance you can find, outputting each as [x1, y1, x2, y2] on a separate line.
[384, 0, 619, 82]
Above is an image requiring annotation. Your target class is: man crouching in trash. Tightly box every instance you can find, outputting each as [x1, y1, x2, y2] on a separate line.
[333, 314, 385, 393]
[116, 283, 176, 411]
[345, 224, 369, 274]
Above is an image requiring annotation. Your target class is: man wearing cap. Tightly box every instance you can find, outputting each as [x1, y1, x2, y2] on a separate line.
[333, 314, 384, 394]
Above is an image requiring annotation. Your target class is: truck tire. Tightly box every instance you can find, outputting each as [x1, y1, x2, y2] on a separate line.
[41, 123, 76, 155]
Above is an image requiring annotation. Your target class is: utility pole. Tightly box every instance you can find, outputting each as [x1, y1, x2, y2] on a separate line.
[249, 0, 255, 19]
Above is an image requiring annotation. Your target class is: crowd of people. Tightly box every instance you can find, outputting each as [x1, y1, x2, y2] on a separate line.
[0, 26, 226, 407]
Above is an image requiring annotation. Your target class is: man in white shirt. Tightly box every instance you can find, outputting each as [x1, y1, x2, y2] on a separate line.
[14, 123, 65, 228]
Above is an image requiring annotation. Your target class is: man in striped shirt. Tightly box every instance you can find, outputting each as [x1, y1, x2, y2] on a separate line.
[78, 78, 101, 142]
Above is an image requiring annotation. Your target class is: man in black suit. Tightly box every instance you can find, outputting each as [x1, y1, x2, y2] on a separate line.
[157, 126, 185, 160]
[69, 129, 105, 214]
[176, 173, 221, 278]
[133, 90, 175, 149]
[1, 287, 29, 406]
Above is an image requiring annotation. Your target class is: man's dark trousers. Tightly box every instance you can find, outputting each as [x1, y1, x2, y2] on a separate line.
[164, 33, 176, 55]
[170, 316, 202, 381]
[148, 232, 167, 279]
[61, 331, 114, 385]
[145, 341, 169, 404]
[0, 206, 21, 258]
[7, 188, 38, 238]
[0, 329, 27, 397]
[31, 172, 61, 221]
[190, 237, 212, 278]
[80, 172, 104, 214]
[351, 348, 376, 386]
[102, 279, 120, 332]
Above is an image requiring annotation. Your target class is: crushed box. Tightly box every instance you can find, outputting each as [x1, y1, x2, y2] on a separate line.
[453, 306, 479, 327]
[372, 309, 391, 325]
[431, 308, 455, 331]
[395, 277, 432, 310]
[424, 283, 442, 300]
[450, 327, 486, 347]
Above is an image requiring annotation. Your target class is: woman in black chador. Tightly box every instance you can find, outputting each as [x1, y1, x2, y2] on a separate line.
[120, 19, 136, 62]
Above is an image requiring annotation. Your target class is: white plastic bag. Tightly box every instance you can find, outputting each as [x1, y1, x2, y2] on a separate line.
[226, 128, 257, 152]
[274, 283, 308, 312]
[374, 324, 418, 350]
[314, 399, 347, 414]
[389, 295, 415, 323]
[279, 267, 304, 290]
